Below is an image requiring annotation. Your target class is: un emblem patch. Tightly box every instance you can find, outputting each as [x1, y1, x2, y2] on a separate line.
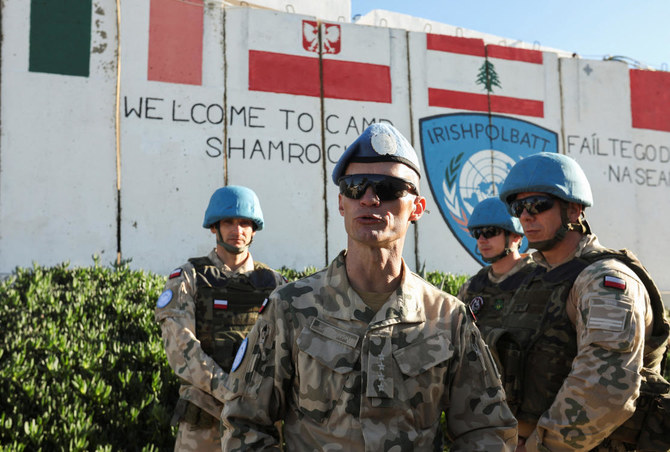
[419, 113, 557, 265]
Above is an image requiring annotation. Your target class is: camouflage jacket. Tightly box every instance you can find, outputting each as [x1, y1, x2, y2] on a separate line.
[221, 251, 518, 451]
[155, 249, 284, 419]
[522, 235, 655, 452]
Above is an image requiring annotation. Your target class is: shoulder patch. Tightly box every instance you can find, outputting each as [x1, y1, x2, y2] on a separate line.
[169, 268, 183, 279]
[231, 337, 248, 372]
[603, 275, 626, 290]
[587, 298, 630, 332]
[469, 296, 484, 314]
[156, 289, 173, 308]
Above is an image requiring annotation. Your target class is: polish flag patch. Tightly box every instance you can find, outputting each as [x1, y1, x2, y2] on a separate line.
[214, 299, 228, 310]
[259, 298, 269, 314]
[169, 268, 183, 279]
[604, 275, 626, 291]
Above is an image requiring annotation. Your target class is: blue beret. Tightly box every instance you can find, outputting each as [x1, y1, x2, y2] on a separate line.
[332, 123, 421, 184]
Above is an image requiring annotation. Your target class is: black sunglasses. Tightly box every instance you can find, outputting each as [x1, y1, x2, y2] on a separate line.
[338, 174, 418, 201]
[510, 195, 556, 218]
[470, 226, 503, 240]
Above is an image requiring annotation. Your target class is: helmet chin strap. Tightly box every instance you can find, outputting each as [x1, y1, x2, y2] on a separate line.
[482, 232, 515, 264]
[215, 227, 251, 255]
[528, 203, 589, 252]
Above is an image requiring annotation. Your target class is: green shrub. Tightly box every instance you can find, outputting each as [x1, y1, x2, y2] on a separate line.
[421, 270, 470, 296]
[0, 260, 177, 451]
[277, 265, 320, 282]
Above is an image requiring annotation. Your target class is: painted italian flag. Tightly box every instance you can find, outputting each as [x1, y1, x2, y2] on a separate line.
[28, 0, 204, 84]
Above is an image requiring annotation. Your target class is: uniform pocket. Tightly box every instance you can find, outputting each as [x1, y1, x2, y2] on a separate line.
[393, 333, 453, 428]
[295, 320, 360, 423]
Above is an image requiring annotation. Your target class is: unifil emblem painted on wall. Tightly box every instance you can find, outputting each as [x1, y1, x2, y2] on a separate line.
[419, 113, 558, 265]
[303, 21, 341, 54]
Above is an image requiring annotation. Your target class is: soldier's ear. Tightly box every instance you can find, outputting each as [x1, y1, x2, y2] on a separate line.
[409, 196, 426, 222]
[566, 202, 583, 222]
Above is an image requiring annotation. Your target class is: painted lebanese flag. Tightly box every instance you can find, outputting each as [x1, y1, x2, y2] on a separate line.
[426, 34, 545, 118]
[630, 69, 670, 132]
[248, 19, 392, 103]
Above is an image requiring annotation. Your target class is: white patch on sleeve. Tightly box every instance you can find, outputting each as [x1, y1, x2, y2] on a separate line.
[586, 298, 631, 332]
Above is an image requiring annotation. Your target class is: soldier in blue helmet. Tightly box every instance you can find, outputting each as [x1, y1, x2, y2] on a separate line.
[457, 197, 536, 334]
[155, 186, 284, 452]
[222, 123, 517, 451]
[496, 152, 670, 452]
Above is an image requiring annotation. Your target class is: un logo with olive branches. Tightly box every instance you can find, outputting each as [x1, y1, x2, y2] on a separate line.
[419, 113, 558, 265]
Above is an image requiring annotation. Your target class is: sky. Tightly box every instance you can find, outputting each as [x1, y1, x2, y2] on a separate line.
[350, 0, 669, 71]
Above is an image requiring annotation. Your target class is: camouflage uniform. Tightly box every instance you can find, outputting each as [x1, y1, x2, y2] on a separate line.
[514, 235, 656, 452]
[156, 249, 284, 452]
[221, 251, 518, 451]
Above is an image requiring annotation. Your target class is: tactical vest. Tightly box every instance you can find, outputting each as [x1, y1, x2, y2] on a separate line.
[190, 256, 279, 373]
[461, 261, 536, 333]
[492, 248, 670, 450]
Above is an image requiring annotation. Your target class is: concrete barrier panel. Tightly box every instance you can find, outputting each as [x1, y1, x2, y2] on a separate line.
[320, 22, 416, 266]
[409, 31, 562, 275]
[224, 8, 325, 270]
[561, 58, 670, 290]
[119, 0, 226, 273]
[0, 0, 118, 271]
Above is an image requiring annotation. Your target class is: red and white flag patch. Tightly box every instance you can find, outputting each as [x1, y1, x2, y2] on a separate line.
[603, 275, 626, 291]
[259, 298, 269, 314]
[169, 268, 183, 279]
[214, 299, 229, 310]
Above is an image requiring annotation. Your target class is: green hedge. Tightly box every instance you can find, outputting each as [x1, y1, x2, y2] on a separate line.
[0, 261, 174, 451]
[0, 260, 466, 450]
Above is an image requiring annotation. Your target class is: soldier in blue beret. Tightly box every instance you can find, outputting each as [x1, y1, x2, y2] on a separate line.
[222, 123, 518, 451]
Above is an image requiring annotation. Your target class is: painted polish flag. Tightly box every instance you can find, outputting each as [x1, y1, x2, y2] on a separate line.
[214, 299, 228, 310]
[630, 69, 670, 132]
[426, 34, 545, 118]
[248, 19, 392, 103]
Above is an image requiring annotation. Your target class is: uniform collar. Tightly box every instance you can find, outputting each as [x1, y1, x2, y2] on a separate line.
[328, 250, 425, 326]
[532, 233, 599, 269]
[207, 248, 256, 274]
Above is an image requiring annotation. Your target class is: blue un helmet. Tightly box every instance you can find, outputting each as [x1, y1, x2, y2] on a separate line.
[499, 152, 592, 251]
[202, 186, 264, 231]
[468, 197, 524, 235]
[499, 152, 593, 208]
[332, 123, 421, 184]
[469, 197, 524, 263]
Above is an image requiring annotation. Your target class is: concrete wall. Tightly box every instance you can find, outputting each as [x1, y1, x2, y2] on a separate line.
[2, 1, 669, 300]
